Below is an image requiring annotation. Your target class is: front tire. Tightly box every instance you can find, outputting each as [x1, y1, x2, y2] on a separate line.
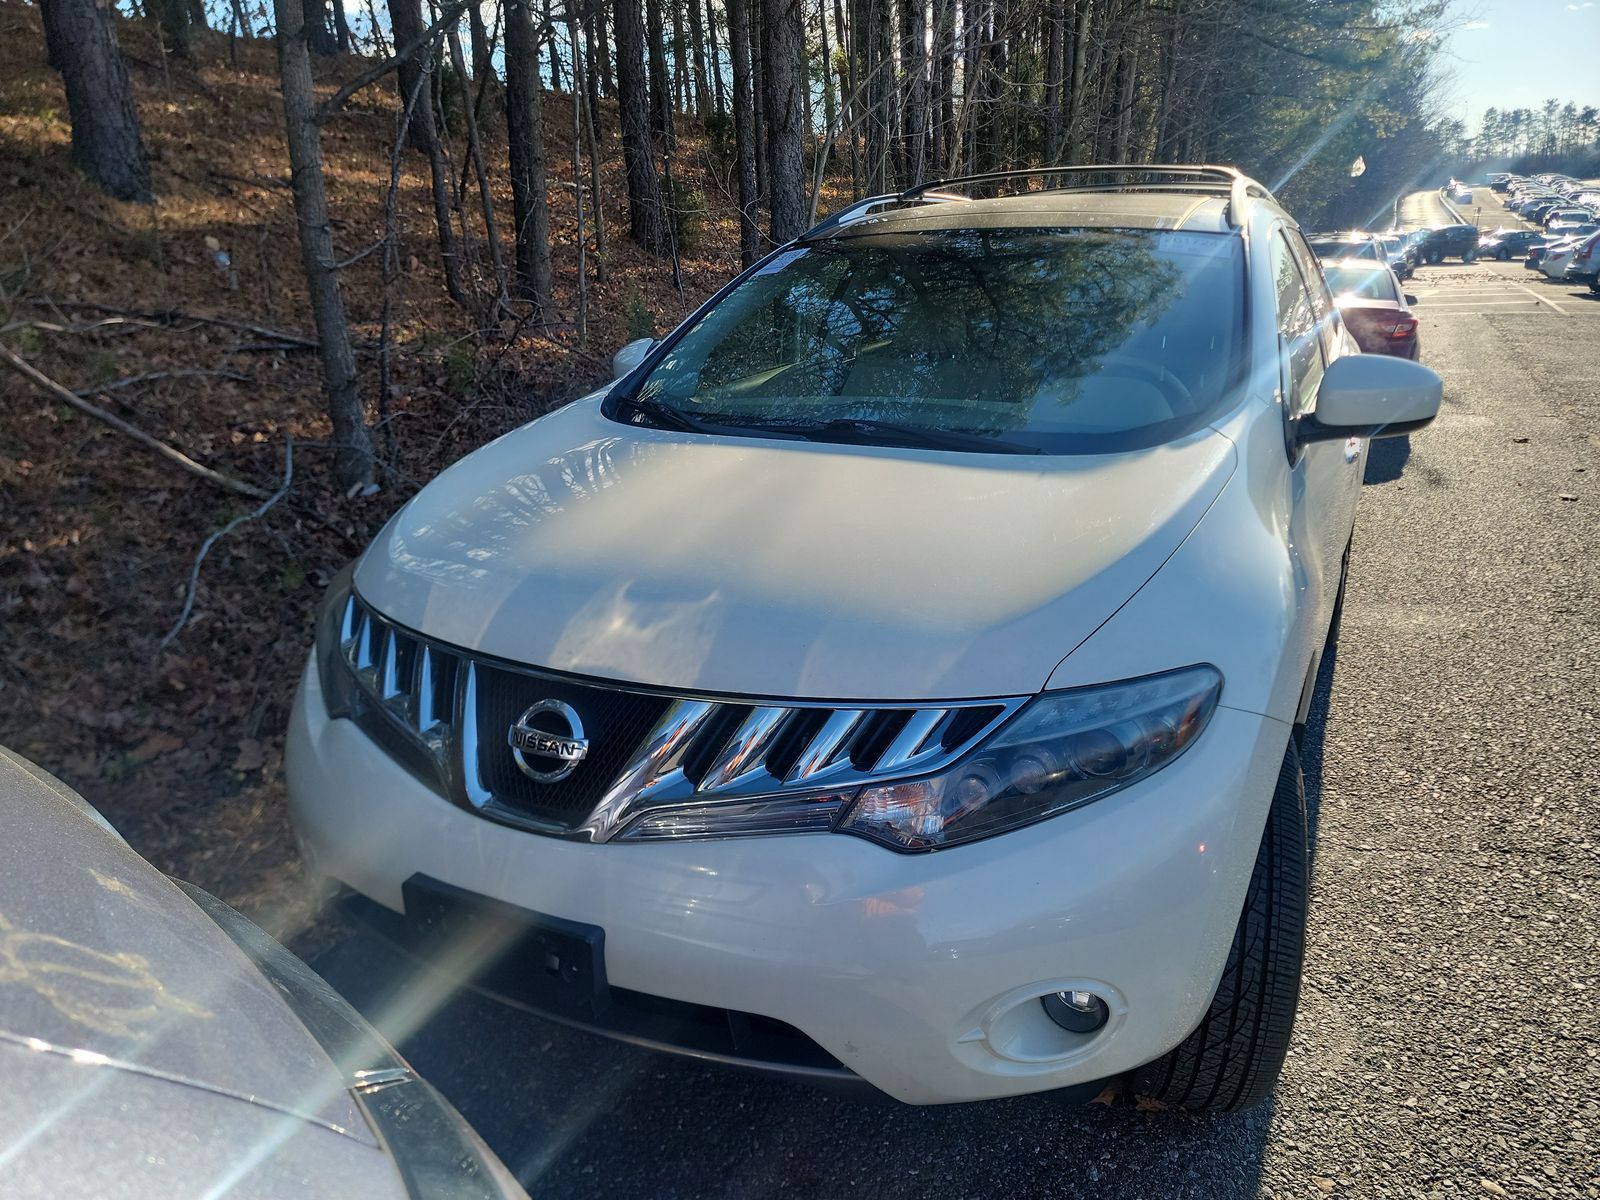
[1496, 248, 1510, 261]
[1463, 249, 1478, 263]
[1126, 742, 1309, 1112]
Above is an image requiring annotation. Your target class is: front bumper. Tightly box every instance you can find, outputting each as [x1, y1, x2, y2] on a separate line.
[287, 657, 1292, 1105]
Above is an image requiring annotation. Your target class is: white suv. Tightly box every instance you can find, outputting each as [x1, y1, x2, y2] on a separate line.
[287, 167, 1442, 1111]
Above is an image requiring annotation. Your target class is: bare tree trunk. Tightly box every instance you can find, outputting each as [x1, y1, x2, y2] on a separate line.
[543, 0, 562, 89]
[645, 0, 675, 149]
[670, 0, 690, 111]
[1043, 0, 1064, 165]
[686, 0, 710, 117]
[727, 0, 760, 263]
[817, 0, 836, 145]
[761, 0, 805, 241]
[582, 4, 602, 129]
[867, 0, 891, 191]
[153, 0, 193, 57]
[578, 14, 609, 280]
[1066, 0, 1090, 162]
[303, 0, 338, 53]
[469, 1, 501, 102]
[960, 0, 978, 172]
[926, 0, 944, 171]
[836, 0, 859, 195]
[271, 0, 373, 492]
[705, 0, 725, 115]
[595, 0, 614, 95]
[386, 0, 469, 309]
[616, 0, 670, 250]
[38, 0, 154, 203]
[331, 0, 351, 50]
[899, 0, 926, 186]
[389, 0, 430, 147]
[448, 28, 510, 312]
[750, 0, 766, 200]
[504, 0, 554, 306]
[568, 15, 589, 345]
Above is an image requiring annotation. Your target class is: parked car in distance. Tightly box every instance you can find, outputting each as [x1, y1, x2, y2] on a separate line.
[287, 166, 1444, 1114]
[1306, 232, 1384, 263]
[1541, 230, 1600, 282]
[1478, 229, 1546, 260]
[1449, 184, 1474, 205]
[0, 746, 528, 1200]
[1416, 224, 1481, 264]
[1319, 259, 1420, 359]
[1543, 207, 1594, 233]
[1374, 233, 1415, 279]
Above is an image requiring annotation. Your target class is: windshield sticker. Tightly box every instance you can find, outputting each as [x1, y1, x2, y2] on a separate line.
[753, 248, 809, 276]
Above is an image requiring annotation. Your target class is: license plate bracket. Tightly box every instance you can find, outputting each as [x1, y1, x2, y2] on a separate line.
[399, 875, 610, 1019]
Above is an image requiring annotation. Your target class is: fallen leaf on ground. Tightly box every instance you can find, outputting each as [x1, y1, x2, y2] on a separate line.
[129, 731, 184, 763]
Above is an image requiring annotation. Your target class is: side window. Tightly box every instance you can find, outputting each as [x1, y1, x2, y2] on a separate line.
[1284, 229, 1341, 360]
[1269, 230, 1326, 422]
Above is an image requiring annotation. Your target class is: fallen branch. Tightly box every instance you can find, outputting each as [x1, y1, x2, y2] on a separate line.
[0, 343, 271, 501]
[158, 438, 294, 651]
[81, 368, 254, 395]
[26, 298, 316, 348]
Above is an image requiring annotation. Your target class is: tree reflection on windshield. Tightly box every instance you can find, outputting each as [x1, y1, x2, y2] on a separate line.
[634, 227, 1243, 454]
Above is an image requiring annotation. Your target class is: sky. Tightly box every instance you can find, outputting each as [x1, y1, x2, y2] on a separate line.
[1437, 0, 1600, 133]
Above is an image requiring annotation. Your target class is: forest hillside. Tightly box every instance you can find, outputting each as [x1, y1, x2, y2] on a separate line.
[0, 2, 731, 922]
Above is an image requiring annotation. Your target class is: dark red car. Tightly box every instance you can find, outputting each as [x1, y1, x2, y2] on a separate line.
[1319, 258, 1421, 359]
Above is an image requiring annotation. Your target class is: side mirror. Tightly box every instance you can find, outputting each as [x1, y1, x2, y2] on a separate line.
[612, 337, 656, 380]
[1404, 294, 1419, 305]
[1302, 354, 1442, 443]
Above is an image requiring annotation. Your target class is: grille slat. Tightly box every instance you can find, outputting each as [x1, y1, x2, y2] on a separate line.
[698, 707, 794, 793]
[339, 595, 1025, 842]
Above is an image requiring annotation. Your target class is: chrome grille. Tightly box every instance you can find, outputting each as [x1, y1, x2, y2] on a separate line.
[337, 594, 1025, 842]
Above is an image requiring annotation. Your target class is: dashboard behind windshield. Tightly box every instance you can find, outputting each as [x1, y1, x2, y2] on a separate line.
[616, 228, 1247, 455]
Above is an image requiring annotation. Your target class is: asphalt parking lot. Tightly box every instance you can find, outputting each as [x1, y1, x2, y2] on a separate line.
[304, 188, 1600, 1199]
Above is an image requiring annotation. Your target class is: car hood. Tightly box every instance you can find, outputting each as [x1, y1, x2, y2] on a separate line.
[0, 749, 375, 1147]
[357, 396, 1238, 700]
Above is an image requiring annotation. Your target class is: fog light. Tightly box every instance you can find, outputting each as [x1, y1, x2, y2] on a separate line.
[1041, 989, 1109, 1034]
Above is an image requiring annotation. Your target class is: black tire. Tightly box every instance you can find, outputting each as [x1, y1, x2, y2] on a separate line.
[1126, 742, 1308, 1112]
[1463, 249, 1478, 263]
[1496, 248, 1510, 261]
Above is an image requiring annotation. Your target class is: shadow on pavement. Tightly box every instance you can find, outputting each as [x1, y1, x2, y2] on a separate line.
[1363, 435, 1410, 485]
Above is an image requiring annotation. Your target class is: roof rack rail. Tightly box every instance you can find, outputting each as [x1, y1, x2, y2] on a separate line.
[798, 190, 972, 241]
[896, 164, 1277, 229]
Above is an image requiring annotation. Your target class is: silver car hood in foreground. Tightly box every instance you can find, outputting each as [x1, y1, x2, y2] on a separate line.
[0, 749, 406, 1199]
[356, 396, 1238, 700]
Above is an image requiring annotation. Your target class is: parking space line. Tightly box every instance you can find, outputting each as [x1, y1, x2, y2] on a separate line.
[1512, 283, 1567, 314]
[1420, 300, 1544, 308]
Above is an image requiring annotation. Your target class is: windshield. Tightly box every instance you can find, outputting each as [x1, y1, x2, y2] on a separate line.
[619, 228, 1246, 455]
[1321, 264, 1399, 302]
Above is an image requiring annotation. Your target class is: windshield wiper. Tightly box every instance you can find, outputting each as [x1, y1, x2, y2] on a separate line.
[614, 393, 721, 434]
[782, 417, 1042, 455]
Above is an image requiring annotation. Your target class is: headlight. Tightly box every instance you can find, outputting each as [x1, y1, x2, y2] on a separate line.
[835, 665, 1222, 852]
